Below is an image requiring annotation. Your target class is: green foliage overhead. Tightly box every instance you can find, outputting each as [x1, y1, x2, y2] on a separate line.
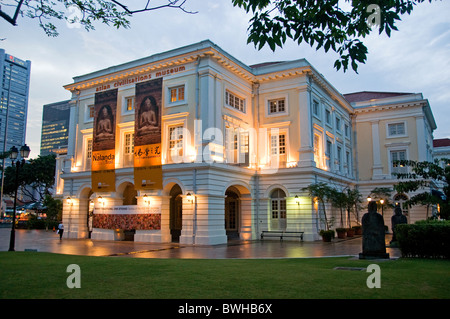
[394, 158, 450, 219]
[232, 0, 435, 72]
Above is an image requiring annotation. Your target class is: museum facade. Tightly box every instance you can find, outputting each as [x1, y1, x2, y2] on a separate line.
[57, 40, 437, 245]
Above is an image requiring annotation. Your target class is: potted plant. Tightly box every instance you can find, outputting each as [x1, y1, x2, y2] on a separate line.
[336, 228, 347, 239]
[346, 227, 355, 237]
[320, 229, 335, 242]
[352, 225, 362, 235]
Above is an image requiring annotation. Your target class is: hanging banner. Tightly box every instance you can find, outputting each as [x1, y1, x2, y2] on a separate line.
[134, 78, 163, 190]
[92, 89, 117, 192]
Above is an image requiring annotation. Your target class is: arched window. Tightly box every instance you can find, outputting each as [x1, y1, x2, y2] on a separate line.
[270, 188, 287, 230]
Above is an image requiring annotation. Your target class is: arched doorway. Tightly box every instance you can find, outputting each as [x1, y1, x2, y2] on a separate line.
[123, 183, 137, 205]
[270, 188, 287, 231]
[169, 184, 183, 242]
[225, 187, 240, 240]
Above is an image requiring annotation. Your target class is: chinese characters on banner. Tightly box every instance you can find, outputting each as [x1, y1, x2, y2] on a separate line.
[134, 78, 163, 190]
[92, 89, 117, 192]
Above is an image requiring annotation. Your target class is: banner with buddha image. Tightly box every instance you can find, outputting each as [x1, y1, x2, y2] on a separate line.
[134, 78, 163, 190]
[92, 88, 117, 192]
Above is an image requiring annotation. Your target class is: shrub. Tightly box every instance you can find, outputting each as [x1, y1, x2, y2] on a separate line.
[396, 220, 450, 259]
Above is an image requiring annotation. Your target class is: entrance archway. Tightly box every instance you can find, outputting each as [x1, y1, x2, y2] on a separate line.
[123, 183, 137, 205]
[225, 186, 240, 240]
[169, 184, 183, 242]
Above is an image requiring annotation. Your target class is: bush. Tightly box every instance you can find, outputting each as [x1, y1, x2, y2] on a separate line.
[396, 220, 450, 259]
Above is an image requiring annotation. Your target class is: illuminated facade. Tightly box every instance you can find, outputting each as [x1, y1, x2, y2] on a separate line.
[58, 41, 436, 244]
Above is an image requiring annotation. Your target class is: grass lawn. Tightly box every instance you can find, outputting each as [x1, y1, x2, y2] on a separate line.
[0, 252, 449, 299]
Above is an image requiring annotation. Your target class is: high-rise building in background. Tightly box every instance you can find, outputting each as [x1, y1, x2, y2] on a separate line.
[0, 49, 31, 165]
[40, 100, 71, 156]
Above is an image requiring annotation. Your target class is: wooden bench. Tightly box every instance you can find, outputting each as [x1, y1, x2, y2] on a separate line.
[260, 231, 304, 241]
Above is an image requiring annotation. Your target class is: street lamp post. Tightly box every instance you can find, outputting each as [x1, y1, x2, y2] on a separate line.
[8, 144, 30, 252]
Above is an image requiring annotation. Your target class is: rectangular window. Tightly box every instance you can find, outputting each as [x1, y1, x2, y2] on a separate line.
[85, 138, 93, 170]
[313, 100, 319, 116]
[271, 134, 286, 155]
[388, 122, 406, 136]
[125, 97, 134, 112]
[87, 139, 93, 159]
[336, 117, 341, 132]
[269, 98, 286, 114]
[325, 109, 331, 125]
[344, 124, 349, 137]
[168, 125, 184, 163]
[123, 132, 134, 167]
[391, 150, 407, 175]
[170, 86, 185, 103]
[337, 146, 342, 172]
[346, 151, 351, 175]
[124, 132, 134, 155]
[225, 91, 245, 112]
[89, 105, 95, 119]
[326, 140, 333, 170]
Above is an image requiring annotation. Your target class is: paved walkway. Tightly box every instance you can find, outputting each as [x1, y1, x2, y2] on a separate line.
[0, 227, 402, 259]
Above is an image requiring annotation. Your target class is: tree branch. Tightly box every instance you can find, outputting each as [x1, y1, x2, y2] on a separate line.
[111, 0, 197, 15]
[0, 0, 24, 26]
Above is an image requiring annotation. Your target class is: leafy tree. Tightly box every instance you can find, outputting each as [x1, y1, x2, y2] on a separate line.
[344, 187, 362, 228]
[302, 182, 334, 230]
[329, 188, 347, 228]
[394, 158, 450, 220]
[0, 0, 196, 37]
[3, 154, 57, 203]
[232, 0, 435, 72]
[43, 194, 63, 221]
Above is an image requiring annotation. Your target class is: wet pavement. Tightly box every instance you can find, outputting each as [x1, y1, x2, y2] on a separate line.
[0, 227, 402, 259]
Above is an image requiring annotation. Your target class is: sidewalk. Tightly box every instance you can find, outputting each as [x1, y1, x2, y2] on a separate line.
[0, 227, 402, 259]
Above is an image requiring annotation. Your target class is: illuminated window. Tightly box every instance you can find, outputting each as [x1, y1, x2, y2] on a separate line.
[89, 105, 94, 118]
[168, 125, 184, 163]
[170, 86, 185, 103]
[225, 91, 245, 112]
[391, 150, 407, 175]
[126, 97, 134, 112]
[87, 139, 92, 160]
[268, 98, 285, 114]
[124, 132, 134, 155]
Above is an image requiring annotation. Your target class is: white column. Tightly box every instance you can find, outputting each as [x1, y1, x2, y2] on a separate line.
[416, 115, 427, 161]
[371, 120, 383, 179]
[298, 84, 316, 167]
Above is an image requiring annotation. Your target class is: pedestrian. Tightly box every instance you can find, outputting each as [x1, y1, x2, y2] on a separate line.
[58, 221, 64, 240]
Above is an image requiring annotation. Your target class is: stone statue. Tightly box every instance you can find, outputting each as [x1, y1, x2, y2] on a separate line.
[390, 205, 407, 244]
[359, 201, 389, 259]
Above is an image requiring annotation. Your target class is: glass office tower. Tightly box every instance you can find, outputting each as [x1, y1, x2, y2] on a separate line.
[40, 100, 71, 156]
[0, 49, 31, 165]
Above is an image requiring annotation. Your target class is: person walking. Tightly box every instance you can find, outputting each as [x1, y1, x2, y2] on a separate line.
[57, 221, 64, 240]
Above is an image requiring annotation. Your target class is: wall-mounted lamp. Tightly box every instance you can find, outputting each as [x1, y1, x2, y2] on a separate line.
[98, 196, 104, 205]
[294, 195, 300, 205]
[66, 197, 73, 205]
[143, 194, 150, 206]
[186, 192, 194, 203]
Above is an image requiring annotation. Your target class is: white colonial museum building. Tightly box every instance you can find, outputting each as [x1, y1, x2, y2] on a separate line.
[57, 40, 438, 245]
